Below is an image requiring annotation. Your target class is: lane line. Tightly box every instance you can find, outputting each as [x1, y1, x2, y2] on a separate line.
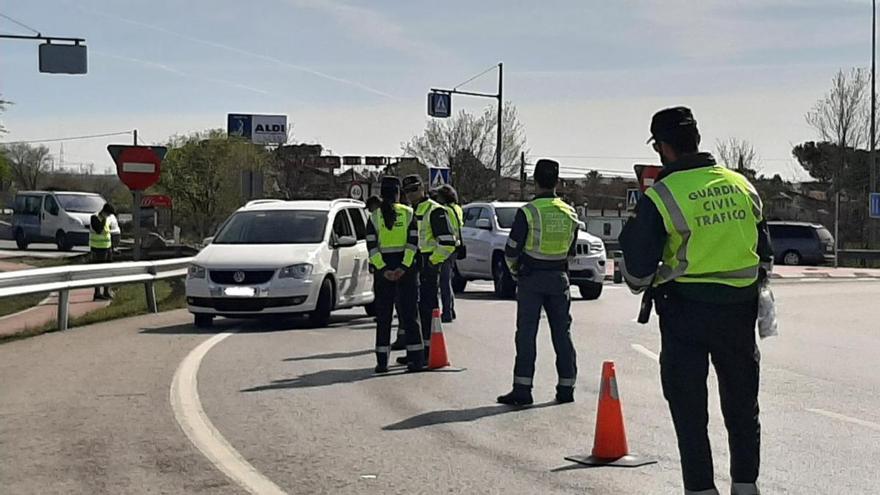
[631, 343, 659, 362]
[806, 408, 880, 432]
[170, 332, 287, 495]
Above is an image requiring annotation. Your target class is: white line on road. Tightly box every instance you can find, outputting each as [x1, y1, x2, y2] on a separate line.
[631, 343, 659, 362]
[806, 408, 880, 432]
[170, 332, 287, 495]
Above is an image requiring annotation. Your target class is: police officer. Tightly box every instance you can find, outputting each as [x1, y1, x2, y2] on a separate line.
[619, 107, 772, 495]
[365, 177, 425, 373]
[435, 184, 464, 323]
[497, 159, 579, 406]
[400, 174, 457, 363]
[89, 203, 114, 301]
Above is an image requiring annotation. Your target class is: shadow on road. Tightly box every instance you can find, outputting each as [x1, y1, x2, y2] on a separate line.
[456, 292, 511, 301]
[283, 349, 374, 362]
[140, 313, 370, 335]
[382, 402, 558, 431]
[240, 366, 403, 392]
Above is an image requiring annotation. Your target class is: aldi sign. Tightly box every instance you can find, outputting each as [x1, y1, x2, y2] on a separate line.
[227, 113, 288, 144]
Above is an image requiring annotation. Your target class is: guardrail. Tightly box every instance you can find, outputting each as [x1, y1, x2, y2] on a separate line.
[0, 257, 192, 331]
[838, 249, 880, 262]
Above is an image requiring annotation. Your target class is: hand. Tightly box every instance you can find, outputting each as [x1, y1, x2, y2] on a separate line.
[392, 268, 406, 281]
[383, 270, 397, 281]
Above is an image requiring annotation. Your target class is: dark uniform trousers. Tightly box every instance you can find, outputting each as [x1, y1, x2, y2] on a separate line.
[513, 270, 577, 386]
[417, 253, 440, 353]
[374, 267, 423, 366]
[657, 291, 761, 492]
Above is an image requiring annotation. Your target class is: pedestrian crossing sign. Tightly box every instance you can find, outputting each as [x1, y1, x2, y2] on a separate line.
[428, 92, 452, 118]
[627, 188, 641, 210]
[871, 193, 880, 219]
[430, 167, 451, 187]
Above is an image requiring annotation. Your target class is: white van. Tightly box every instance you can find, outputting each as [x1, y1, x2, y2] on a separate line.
[12, 191, 118, 251]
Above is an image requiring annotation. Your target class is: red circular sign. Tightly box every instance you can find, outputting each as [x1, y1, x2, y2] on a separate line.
[114, 146, 163, 191]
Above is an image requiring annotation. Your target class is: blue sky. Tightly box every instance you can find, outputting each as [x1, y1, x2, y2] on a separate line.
[0, 0, 874, 179]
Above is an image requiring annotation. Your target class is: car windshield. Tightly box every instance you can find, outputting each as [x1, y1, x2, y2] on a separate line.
[213, 210, 327, 244]
[55, 194, 105, 213]
[495, 207, 519, 229]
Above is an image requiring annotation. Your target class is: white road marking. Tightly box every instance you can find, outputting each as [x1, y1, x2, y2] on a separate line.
[631, 343, 659, 362]
[170, 332, 287, 495]
[806, 408, 880, 432]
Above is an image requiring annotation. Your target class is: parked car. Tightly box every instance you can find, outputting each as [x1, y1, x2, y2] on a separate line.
[185, 198, 375, 328]
[12, 190, 120, 251]
[767, 221, 834, 266]
[454, 201, 607, 300]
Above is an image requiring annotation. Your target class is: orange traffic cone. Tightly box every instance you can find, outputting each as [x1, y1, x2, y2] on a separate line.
[565, 361, 656, 468]
[427, 308, 450, 369]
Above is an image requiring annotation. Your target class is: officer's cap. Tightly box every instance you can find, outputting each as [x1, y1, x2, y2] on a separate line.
[401, 174, 423, 193]
[534, 159, 560, 184]
[380, 176, 400, 194]
[648, 106, 698, 143]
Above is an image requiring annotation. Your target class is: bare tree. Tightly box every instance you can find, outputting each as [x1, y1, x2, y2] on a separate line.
[2, 143, 52, 190]
[0, 95, 10, 135]
[715, 138, 760, 178]
[402, 102, 527, 177]
[807, 68, 868, 151]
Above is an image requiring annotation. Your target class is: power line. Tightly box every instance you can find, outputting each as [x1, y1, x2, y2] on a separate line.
[0, 12, 41, 35]
[531, 153, 796, 163]
[2, 130, 133, 145]
[454, 63, 499, 91]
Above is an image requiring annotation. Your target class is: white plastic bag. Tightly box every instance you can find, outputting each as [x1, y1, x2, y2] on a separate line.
[757, 280, 778, 339]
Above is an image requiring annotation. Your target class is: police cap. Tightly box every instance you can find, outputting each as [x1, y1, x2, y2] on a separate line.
[401, 174, 423, 193]
[648, 106, 698, 143]
[534, 159, 560, 185]
[380, 176, 401, 195]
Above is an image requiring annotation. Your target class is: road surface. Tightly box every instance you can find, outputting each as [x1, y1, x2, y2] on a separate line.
[1, 280, 878, 494]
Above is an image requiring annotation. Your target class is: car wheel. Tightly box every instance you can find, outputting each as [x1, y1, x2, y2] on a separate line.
[452, 265, 468, 293]
[14, 229, 28, 250]
[194, 314, 214, 328]
[782, 250, 802, 266]
[492, 255, 517, 299]
[309, 278, 334, 327]
[55, 231, 72, 251]
[578, 282, 603, 300]
[364, 302, 376, 317]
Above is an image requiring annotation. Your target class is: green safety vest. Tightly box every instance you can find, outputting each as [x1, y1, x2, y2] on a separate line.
[645, 166, 762, 288]
[446, 203, 464, 246]
[521, 197, 578, 261]
[415, 199, 456, 264]
[89, 216, 112, 250]
[369, 204, 417, 269]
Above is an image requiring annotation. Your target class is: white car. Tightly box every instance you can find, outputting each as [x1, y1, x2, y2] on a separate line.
[12, 190, 121, 251]
[453, 201, 607, 300]
[186, 199, 375, 328]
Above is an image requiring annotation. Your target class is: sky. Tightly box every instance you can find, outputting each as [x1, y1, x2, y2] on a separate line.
[0, 0, 875, 180]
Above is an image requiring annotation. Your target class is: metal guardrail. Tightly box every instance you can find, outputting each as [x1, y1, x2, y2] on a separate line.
[0, 257, 192, 331]
[837, 249, 880, 261]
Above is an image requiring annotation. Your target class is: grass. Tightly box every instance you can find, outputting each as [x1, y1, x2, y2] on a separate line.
[0, 278, 186, 344]
[13, 256, 87, 268]
[0, 292, 50, 318]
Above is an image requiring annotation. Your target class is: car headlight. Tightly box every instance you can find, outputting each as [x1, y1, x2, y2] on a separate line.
[279, 263, 313, 279]
[188, 264, 207, 279]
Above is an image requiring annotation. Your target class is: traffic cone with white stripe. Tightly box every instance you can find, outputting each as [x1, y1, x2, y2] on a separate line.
[427, 308, 450, 369]
[565, 361, 657, 468]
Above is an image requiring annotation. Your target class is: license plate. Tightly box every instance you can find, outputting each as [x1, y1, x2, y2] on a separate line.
[224, 287, 256, 297]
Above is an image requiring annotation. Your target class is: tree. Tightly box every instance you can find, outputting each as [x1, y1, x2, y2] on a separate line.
[0, 95, 10, 135]
[715, 138, 760, 179]
[449, 150, 496, 202]
[402, 102, 527, 178]
[160, 129, 269, 239]
[2, 142, 52, 190]
[807, 68, 868, 154]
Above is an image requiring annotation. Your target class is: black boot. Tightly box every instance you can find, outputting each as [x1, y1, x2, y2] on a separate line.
[395, 356, 409, 365]
[555, 386, 575, 404]
[375, 353, 389, 374]
[390, 339, 405, 351]
[497, 385, 533, 406]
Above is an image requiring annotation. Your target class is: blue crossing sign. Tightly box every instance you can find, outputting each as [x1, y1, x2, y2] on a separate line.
[428, 92, 451, 118]
[429, 167, 451, 187]
[626, 188, 641, 210]
[870, 193, 880, 219]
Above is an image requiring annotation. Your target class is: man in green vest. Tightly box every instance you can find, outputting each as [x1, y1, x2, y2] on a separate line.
[89, 203, 114, 301]
[435, 184, 464, 323]
[497, 159, 579, 406]
[400, 174, 457, 363]
[619, 107, 773, 495]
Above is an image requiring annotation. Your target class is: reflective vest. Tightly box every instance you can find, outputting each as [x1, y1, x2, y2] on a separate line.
[369, 204, 417, 269]
[521, 197, 578, 261]
[89, 216, 112, 250]
[415, 198, 456, 264]
[446, 203, 464, 246]
[645, 166, 762, 288]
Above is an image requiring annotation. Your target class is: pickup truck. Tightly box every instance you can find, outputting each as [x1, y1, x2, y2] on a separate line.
[453, 201, 607, 300]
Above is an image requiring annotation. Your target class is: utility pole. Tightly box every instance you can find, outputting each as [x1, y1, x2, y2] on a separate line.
[495, 62, 504, 195]
[132, 129, 142, 261]
[519, 151, 526, 201]
[872, 0, 878, 248]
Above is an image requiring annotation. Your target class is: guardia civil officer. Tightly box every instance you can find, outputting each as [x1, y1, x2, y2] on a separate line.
[497, 159, 579, 406]
[619, 107, 772, 495]
[400, 175, 457, 363]
[365, 177, 425, 373]
[435, 184, 464, 323]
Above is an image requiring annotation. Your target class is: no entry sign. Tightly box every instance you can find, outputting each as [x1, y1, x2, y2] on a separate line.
[107, 145, 167, 191]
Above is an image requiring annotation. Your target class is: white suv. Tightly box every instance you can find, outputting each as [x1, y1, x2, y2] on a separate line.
[186, 199, 374, 328]
[454, 201, 607, 300]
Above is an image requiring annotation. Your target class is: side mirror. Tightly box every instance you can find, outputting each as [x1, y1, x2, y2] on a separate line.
[335, 236, 358, 248]
[475, 218, 492, 230]
[202, 236, 214, 245]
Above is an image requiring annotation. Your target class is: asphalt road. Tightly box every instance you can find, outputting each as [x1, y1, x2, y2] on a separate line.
[2, 280, 879, 494]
